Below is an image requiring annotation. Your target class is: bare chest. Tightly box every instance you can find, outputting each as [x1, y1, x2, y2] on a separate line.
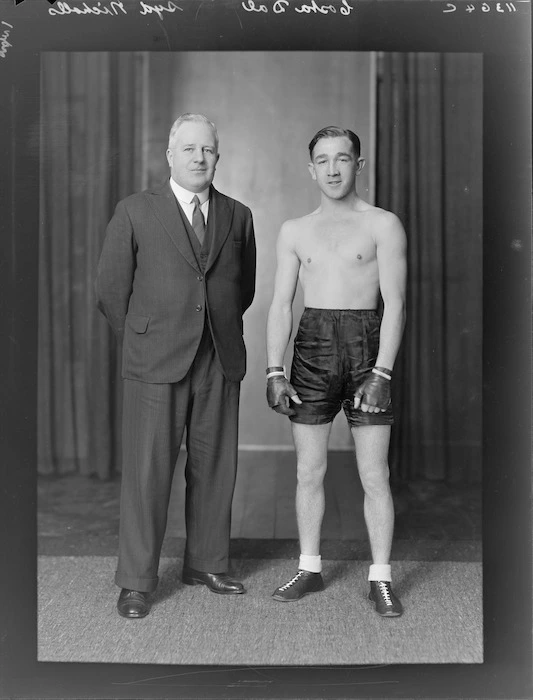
[297, 224, 376, 270]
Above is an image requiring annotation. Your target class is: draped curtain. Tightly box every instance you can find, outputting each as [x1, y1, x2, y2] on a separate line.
[38, 52, 482, 484]
[38, 52, 146, 477]
[377, 53, 483, 484]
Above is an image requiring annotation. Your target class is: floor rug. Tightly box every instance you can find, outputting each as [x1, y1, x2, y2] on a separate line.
[38, 556, 482, 665]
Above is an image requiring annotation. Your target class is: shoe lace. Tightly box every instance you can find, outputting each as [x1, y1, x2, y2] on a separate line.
[279, 570, 306, 591]
[378, 581, 393, 606]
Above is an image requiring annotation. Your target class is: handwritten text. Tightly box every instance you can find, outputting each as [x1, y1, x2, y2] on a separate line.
[46, 0, 354, 20]
[48, 0, 185, 17]
[443, 1, 516, 10]
[0, 20, 13, 59]
[139, 1, 183, 21]
[241, 0, 353, 14]
[49, 1, 127, 16]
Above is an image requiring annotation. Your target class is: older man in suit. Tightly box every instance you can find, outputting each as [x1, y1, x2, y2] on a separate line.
[96, 113, 256, 618]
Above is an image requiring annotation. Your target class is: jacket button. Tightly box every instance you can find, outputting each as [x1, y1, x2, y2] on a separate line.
[195, 305, 202, 312]
[197, 275, 203, 281]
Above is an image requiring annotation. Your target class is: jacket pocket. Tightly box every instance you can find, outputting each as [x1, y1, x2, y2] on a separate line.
[126, 314, 150, 334]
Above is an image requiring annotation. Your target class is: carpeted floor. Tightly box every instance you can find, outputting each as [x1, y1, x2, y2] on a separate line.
[38, 556, 483, 665]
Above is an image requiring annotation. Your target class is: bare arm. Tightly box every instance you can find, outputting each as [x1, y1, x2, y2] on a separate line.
[266, 221, 301, 367]
[265, 221, 303, 414]
[375, 212, 407, 371]
[354, 212, 406, 413]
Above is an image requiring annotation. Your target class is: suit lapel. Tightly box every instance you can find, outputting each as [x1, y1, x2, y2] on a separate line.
[147, 181, 200, 272]
[206, 187, 234, 272]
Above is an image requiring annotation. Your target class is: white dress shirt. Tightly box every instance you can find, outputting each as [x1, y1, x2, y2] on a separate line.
[169, 178, 210, 226]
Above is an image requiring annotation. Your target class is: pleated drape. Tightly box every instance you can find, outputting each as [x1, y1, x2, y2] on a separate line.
[38, 52, 146, 477]
[377, 53, 483, 483]
[38, 52, 482, 484]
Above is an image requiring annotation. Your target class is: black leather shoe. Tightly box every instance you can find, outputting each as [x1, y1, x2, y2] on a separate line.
[182, 566, 245, 594]
[272, 570, 325, 602]
[369, 581, 403, 617]
[117, 588, 151, 619]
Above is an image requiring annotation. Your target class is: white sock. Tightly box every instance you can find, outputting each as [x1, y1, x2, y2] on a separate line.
[368, 564, 391, 582]
[299, 554, 322, 573]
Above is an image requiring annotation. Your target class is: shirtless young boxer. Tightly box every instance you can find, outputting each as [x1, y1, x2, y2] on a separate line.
[265, 126, 407, 616]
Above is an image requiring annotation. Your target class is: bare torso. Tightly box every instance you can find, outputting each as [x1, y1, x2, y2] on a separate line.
[291, 200, 385, 309]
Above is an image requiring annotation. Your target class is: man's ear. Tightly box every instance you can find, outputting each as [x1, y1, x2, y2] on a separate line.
[166, 149, 173, 168]
[308, 162, 317, 180]
[357, 157, 366, 174]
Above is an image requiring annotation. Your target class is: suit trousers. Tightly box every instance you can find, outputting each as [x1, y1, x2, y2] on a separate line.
[115, 328, 240, 593]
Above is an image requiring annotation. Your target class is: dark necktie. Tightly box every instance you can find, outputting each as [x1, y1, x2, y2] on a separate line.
[191, 195, 205, 245]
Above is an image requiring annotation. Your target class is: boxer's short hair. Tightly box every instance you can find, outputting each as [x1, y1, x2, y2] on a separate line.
[308, 126, 361, 160]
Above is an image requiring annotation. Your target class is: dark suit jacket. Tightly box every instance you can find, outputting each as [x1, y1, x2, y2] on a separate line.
[95, 181, 256, 383]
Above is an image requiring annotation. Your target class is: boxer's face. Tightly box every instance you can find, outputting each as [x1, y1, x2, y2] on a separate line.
[308, 136, 364, 200]
[167, 121, 219, 193]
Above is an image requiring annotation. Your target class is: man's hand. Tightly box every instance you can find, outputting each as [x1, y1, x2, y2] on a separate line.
[267, 376, 302, 416]
[354, 373, 391, 413]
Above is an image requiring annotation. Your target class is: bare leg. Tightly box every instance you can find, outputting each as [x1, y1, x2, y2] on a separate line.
[351, 425, 394, 565]
[272, 422, 331, 601]
[291, 422, 332, 555]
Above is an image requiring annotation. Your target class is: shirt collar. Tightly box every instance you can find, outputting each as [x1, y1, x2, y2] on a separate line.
[169, 178, 209, 205]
